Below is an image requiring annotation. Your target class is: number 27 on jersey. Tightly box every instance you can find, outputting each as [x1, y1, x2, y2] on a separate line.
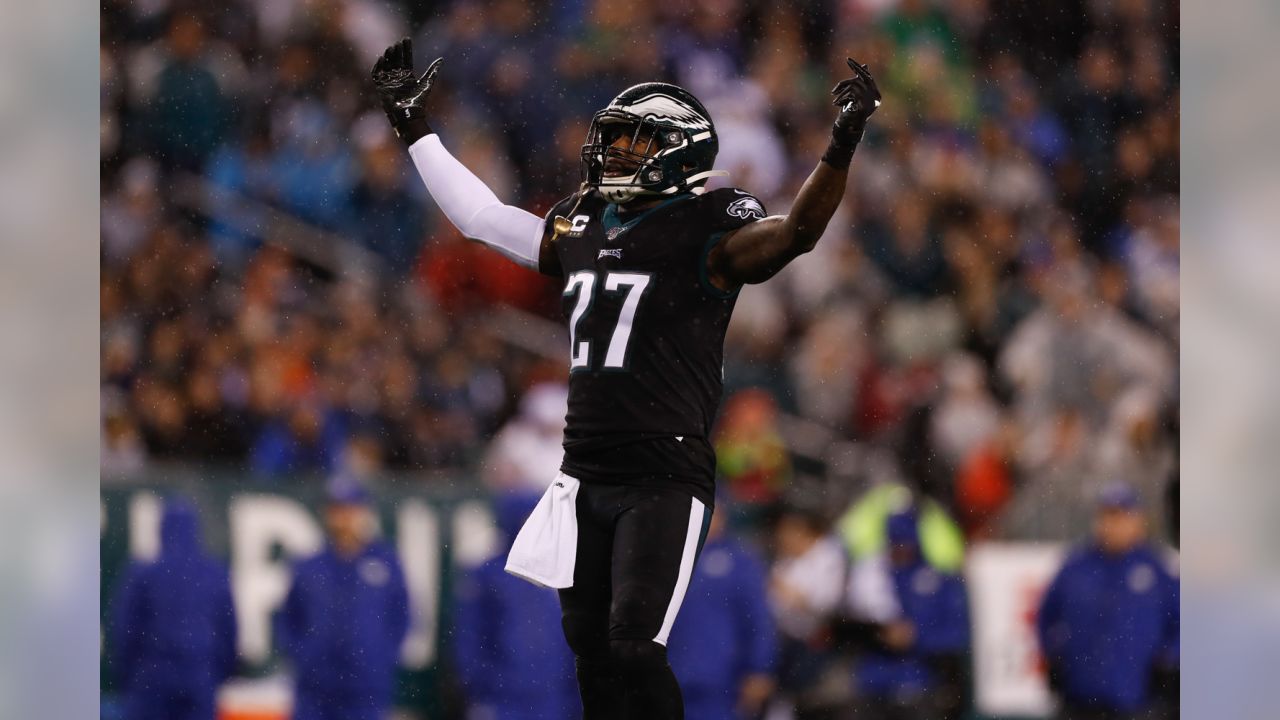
[563, 270, 652, 371]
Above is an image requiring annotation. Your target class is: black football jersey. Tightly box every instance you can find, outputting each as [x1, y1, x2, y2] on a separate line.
[538, 187, 767, 505]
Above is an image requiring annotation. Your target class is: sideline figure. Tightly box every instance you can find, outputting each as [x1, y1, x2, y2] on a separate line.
[109, 499, 237, 720]
[277, 478, 410, 720]
[1037, 482, 1179, 720]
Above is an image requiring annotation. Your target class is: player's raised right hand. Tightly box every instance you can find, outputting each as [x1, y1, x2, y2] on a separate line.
[371, 38, 442, 146]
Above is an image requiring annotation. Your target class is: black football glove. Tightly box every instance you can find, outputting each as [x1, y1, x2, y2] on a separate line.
[371, 38, 442, 146]
[822, 58, 882, 169]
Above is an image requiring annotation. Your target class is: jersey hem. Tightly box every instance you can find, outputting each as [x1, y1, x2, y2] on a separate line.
[559, 463, 716, 509]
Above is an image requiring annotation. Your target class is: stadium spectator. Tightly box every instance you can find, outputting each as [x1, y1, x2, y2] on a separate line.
[768, 505, 848, 717]
[929, 354, 1001, 470]
[204, 112, 277, 268]
[249, 398, 349, 477]
[1119, 195, 1180, 339]
[451, 492, 578, 719]
[838, 484, 966, 575]
[715, 388, 792, 507]
[101, 391, 147, 476]
[346, 121, 430, 271]
[1036, 481, 1180, 720]
[861, 190, 951, 299]
[849, 509, 970, 720]
[268, 100, 358, 230]
[999, 254, 1174, 431]
[668, 500, 778, 720]
[929, 354, 1013, 537]
[481, 382, 569, 493]
[277, 477, 410, 720]
[107, 499, 237, 720]
[137, 14, 238, 171]
[785, 303, 874, 432]
[101, 157, 163, 265]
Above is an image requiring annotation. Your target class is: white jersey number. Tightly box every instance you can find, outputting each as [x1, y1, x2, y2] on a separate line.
[563, 270, 653, 371]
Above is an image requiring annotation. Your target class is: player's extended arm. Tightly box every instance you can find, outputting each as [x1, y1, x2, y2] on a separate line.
[371, 39, 555, 271]
[707, 59, 881, 289]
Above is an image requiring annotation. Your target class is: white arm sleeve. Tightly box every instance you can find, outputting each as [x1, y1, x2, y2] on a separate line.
[407, 134, 546, 269]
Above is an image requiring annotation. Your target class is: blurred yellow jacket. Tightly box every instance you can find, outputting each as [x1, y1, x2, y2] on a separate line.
[838, 483, 966, 572]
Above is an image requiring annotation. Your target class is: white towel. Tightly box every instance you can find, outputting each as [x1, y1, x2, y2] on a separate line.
[504, 473, 581, 588]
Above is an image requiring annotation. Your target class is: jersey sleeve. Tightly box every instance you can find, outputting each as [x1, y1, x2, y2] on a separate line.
[696, 188, 768, 297]
[702, 187, 768, 234]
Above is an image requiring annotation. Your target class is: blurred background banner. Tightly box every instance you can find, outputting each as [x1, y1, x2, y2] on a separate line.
[100, 473, 494, 719]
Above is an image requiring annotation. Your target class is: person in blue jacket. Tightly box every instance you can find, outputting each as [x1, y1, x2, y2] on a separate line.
[667, 503, 777, 720]
[108, 498, 237, 720]
[853, 508, 970, 720]
[277, 477, 410, 720]
[1037, 481, 1179, 720]
[450, 491, 578, 719]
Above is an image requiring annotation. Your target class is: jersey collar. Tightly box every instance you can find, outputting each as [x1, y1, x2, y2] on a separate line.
[602, 193, 695, 238]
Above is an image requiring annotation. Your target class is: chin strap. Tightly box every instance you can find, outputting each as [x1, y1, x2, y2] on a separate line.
[681, 170, 730, 193]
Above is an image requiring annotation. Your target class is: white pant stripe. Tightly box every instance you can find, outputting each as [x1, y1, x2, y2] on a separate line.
[653, 497, 706, 646]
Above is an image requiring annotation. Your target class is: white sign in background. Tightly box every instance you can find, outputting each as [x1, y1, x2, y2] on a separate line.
[966, 542, 1066, 719]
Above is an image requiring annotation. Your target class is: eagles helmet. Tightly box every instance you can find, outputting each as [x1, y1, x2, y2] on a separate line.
[581, 83, 726, 203]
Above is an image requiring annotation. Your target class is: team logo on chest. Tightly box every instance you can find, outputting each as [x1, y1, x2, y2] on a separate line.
[598, 248, 623, 260]
[606, 226, 626, 242]
[359, 558, 390, 586]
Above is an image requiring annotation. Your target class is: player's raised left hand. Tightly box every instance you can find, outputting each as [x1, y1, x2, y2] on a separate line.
[831, 58, 882, 142]
[822, 58, 882, 169]
[371, 37, 442, 146]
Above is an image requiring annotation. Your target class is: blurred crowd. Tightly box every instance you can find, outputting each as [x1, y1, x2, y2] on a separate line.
[102, 0, 1180, 716]
[101, 0, 1179, 542]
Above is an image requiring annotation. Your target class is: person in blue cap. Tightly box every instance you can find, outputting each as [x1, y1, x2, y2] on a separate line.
[108, 498, 238, 720]
[277, 476, 410, 720]
[852, 507, 970, 720]
[667, 498, 777, 720]
[451, 491, 579, 719]
[1037, 481, 1180, 720]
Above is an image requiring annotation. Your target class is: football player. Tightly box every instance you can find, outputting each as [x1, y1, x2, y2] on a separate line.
[373, 38, 880, 720]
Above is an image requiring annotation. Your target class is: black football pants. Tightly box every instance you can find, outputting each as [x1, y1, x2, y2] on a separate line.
[558, 480, 712, 720]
